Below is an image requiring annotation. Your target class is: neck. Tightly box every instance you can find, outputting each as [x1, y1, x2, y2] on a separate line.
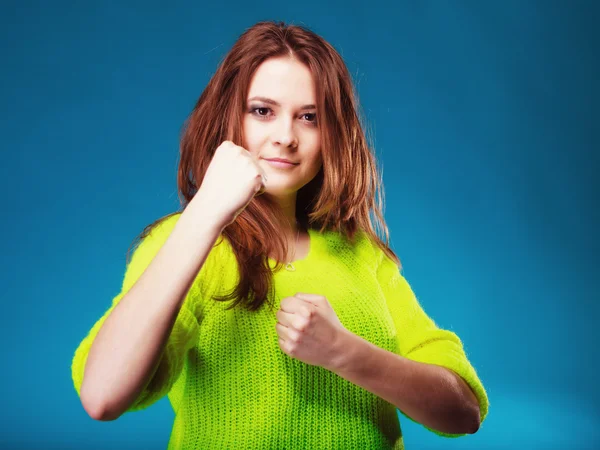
[283, 218, 301, 240]
[275, 213, 301, 240]
[264, 192, 299, 237]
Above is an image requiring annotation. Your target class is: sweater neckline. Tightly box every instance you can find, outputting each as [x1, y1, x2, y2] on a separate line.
[267, 228, 318, 270]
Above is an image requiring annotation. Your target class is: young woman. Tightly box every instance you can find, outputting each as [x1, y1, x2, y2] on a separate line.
[71, 20, 489, 449]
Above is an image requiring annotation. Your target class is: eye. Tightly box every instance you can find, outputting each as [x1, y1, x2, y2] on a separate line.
[302, 113, 318, 125]
[250, 107, 272, 118]
[249, 106, 318, 126]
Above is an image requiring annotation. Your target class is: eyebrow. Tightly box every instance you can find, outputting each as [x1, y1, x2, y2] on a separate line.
[247, 96, 316, 110]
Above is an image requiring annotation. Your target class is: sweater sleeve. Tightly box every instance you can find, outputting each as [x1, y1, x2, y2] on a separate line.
[376, 251, 489, 438]
[71, 213, 202, 414]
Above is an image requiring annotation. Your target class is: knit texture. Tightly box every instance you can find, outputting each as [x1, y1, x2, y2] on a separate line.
[71, 213, 489, 449]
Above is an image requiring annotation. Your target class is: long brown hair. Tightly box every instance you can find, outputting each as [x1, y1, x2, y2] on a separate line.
[127, 20, 401, 313]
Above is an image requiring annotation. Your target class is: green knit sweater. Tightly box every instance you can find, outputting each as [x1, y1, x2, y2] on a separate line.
[71, 213, 489, 449]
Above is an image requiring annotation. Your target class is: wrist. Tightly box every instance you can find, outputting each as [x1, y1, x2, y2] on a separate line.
[329, 329, 361, 374]
[187, 194, 230, 233]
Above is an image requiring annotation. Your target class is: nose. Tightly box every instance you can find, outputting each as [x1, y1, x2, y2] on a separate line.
[273, 117, 298, 148]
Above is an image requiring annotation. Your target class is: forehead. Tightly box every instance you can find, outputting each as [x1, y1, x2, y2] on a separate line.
[247, 57, 316, 105]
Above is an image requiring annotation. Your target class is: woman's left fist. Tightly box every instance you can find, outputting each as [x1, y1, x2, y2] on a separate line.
[276, 292, 349, 371]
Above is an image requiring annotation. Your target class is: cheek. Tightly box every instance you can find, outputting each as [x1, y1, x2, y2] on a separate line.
[313, 157, 323, 175]
[242, 117, 260, 146]
[246, 128, 271, 156]
[311, 140, 323, 167]
[302, 133, 320, 156]
[306, 153, 322, 177]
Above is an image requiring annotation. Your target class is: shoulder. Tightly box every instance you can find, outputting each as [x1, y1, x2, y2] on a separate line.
[353, 229, 401, 276]
[145, 212, 183, 240]
[117, 212, 184, 293]
[317, 228, 383, 271]
[348, 229, 385, 261]
[128, 213, 182, 258]
[138, 212, 229, 262]
[125, 211, 180, 255]
[123, 211, 227, 294]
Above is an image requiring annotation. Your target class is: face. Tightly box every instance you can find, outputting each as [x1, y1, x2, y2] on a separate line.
[243, 56, 322, 199]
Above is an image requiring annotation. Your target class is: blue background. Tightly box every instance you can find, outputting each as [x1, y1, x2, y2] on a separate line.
[1, 1, 598, 449]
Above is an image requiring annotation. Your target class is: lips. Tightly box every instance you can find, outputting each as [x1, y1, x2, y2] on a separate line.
[264, 158, 298, 165]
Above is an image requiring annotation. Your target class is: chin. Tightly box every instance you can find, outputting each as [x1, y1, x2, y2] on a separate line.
[263, 186, 301, 196]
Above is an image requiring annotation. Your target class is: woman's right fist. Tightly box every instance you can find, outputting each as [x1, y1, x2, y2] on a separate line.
[193, 141, 268, 228]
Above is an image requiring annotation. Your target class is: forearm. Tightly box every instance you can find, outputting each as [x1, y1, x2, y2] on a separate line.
[331, 331, 481, 435]
[80, 200, 223, 420]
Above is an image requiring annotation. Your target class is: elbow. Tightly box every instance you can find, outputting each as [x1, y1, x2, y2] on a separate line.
[451, 374, 482, 434]
[80, 384, 122, 422]
[82, 398, 122, 422]
[463, 403, 481, 434]
[440, 401, 480, 435]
